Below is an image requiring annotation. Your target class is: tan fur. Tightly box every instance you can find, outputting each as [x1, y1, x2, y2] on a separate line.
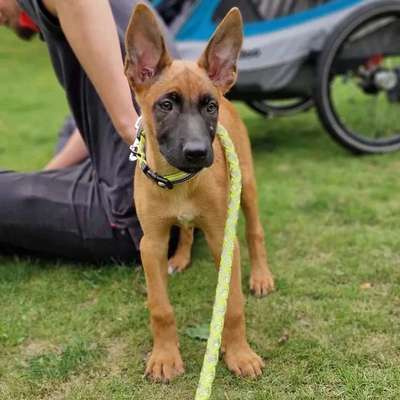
[126, 5, 274, 382]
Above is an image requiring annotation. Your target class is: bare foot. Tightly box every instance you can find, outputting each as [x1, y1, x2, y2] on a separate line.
[250, 268, 275, 297]
[145, 345, 185, 383]
[224, 343, 265, 378]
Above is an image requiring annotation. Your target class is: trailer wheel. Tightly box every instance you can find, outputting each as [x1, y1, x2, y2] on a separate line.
[247, 97, 313, 118]
[315, 0, 400, 154]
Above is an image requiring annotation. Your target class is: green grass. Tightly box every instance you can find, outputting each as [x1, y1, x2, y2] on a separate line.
[1, 29, 400, 400]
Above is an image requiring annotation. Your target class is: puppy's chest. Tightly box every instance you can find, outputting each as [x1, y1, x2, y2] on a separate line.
[177, 212, 196, 228]
[156, 183, 198, 227]
[169, 198, 198, 228]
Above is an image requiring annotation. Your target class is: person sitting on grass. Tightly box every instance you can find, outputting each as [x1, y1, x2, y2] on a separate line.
[0, 0, 177, 263]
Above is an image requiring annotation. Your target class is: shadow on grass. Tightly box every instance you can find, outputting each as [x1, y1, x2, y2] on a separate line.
[239, 105, 349, 159]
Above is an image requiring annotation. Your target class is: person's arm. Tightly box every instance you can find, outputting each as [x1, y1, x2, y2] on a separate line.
[44, 128, 89, 170]
[43, 0, 138, 144]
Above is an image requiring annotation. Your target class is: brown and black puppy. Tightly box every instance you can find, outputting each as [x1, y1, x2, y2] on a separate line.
[124, 4, 274, 382]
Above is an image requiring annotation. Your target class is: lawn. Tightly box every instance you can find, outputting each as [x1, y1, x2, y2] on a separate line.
[1, 29, 400, 400]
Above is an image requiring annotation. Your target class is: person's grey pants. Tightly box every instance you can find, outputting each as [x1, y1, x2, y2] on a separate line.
[0, 119, 140, 264]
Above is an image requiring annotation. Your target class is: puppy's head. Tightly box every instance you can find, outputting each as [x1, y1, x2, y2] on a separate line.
[125, 4, 243, 173]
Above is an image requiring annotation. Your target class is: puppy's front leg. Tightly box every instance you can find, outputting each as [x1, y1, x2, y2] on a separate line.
[204, 229, 265, 378]
[140, 227, 184, 382]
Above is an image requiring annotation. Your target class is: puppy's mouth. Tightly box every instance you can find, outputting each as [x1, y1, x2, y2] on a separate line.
[168, 151, 214, 174]
[159, 143, 214, 175]
[165, 156, 211, 174]
[178, 165, 204, 174]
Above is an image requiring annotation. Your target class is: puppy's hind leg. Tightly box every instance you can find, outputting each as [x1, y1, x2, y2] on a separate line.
[240, 143, 275, 297]
[168, 226, 194, 274]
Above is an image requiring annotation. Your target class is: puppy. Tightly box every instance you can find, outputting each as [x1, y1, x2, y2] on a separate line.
[124, 4, 274, 382]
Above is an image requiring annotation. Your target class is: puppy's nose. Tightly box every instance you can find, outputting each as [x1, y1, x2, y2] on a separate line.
[183, 142, 208, 162]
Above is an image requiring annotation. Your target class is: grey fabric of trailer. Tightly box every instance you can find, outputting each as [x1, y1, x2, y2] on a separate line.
[255, 0, 330, 19]
[0, 0, 177, 263]
[177, 0, 390, 94]
[213, 0, 331, 22]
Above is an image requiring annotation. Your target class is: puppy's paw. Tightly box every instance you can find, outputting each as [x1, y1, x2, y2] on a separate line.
[145, 346, 185, 383]
[250, 269, 275, 298]
[224, 343, 265, 378]
[168, 254, 191, 274]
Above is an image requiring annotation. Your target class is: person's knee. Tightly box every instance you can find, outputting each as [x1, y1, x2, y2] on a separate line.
[0, 172, 42, 222]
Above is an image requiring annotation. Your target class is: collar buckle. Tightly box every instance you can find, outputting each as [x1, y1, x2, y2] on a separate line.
[141, 164, 174, 190]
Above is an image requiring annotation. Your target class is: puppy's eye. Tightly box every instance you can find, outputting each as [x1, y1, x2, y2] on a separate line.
[206, 101, 218, 114]
[159, 100, 173, 112]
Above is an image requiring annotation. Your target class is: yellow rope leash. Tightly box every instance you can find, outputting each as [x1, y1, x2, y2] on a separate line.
[195, 125, 242, 400]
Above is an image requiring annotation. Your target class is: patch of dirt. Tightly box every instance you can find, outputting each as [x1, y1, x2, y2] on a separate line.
[39, 339, 129, 400]
[79, 296, 98, 310]
[22, 339, 59, 358]
[41, 375, 87, 400]
[104, 338, 129, 376]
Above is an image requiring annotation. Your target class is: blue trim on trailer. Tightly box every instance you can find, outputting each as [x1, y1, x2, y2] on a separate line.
[151, 0, 163, 7]
[177, 0, 365, 40]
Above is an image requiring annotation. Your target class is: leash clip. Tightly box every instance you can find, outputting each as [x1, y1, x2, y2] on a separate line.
[129, 141, 140, 162]
[129, 116, 143, 162]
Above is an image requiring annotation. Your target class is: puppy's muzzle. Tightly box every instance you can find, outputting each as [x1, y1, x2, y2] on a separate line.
[183, 141, 208, 162]
[181, 140, 213, 171]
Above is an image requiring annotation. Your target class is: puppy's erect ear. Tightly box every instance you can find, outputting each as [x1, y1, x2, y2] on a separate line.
[125, 3, 172, 91]
[197, 8, 243, 94]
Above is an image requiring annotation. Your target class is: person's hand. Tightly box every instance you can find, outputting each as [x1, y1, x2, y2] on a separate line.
[115, 114, 139, 146]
